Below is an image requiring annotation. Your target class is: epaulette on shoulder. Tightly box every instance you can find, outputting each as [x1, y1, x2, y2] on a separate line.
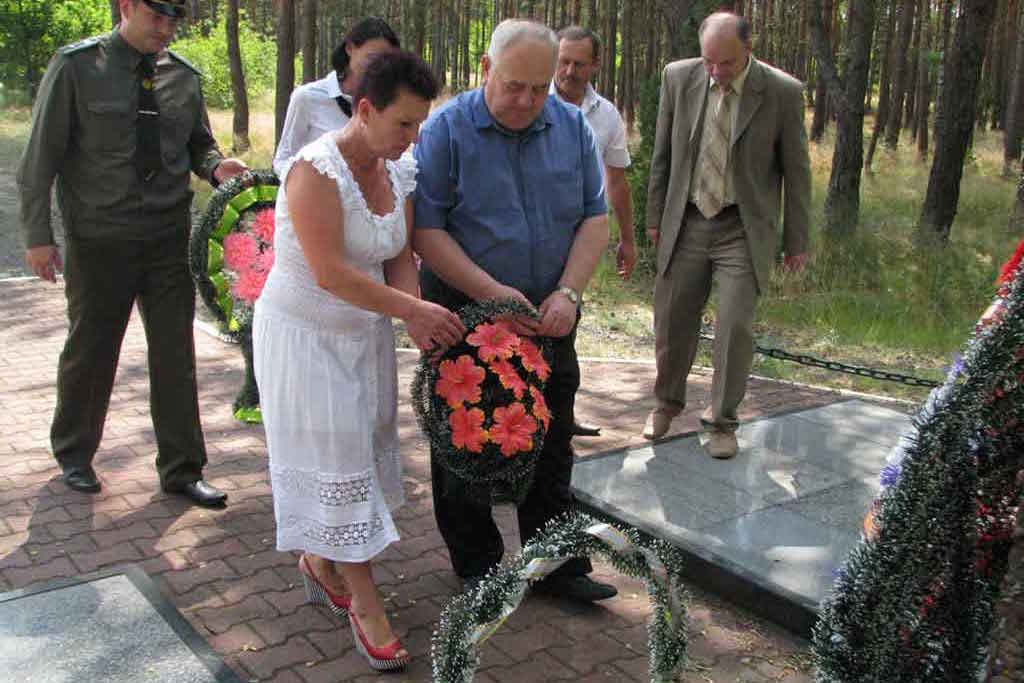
[58, 36, 102, 56]
[167, 49, 202, 75]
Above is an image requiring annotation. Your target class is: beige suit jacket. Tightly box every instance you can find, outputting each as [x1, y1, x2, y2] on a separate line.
[646, 57, 811, 290]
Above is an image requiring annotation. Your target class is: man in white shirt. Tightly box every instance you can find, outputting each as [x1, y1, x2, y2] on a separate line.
[553, 26, 635, 280]
[553, 26, 636, 438]
[273, 17, 399, 176]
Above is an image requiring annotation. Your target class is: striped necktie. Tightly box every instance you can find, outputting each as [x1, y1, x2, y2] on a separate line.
[695, 83, 733, 219]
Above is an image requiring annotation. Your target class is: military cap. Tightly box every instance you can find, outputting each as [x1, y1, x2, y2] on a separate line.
[143, 0, 186, 18]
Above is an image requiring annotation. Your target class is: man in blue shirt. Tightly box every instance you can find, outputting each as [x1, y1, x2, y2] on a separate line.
[414, 19, 614, 602]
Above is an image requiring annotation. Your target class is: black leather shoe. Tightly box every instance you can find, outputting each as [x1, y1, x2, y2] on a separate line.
[170, 480, 227, 508]
[571, 420, 602, 437]
[63, 466, 101, 493]
[533, 574, 618, 601]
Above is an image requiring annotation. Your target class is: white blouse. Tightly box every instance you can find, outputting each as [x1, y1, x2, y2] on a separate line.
[272, 71, 354, 177]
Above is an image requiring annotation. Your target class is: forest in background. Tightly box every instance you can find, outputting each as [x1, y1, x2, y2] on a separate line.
[2, 0, 1023, 397]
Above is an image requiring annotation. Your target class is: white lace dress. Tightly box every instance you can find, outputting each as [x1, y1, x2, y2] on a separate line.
[252, 132, 414, 562]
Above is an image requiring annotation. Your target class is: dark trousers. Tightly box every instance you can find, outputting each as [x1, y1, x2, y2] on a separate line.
[424, 271, 591, 579]
[51, 231, 207, 490]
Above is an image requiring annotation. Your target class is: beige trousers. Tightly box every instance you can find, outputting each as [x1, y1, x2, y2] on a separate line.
[653, 203, 758, 431]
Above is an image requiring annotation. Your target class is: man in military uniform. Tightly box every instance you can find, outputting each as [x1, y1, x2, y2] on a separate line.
[17, 0, 247, 507]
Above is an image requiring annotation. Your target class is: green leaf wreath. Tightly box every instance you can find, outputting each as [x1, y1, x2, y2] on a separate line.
[431, 512, 689, 683]
[812, 238, 1024, 682]
[411, 299, 554, 505]
[188, 168, 279, 424]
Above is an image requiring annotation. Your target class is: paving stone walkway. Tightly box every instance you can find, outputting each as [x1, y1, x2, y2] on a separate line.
[0, 278, 863, 682]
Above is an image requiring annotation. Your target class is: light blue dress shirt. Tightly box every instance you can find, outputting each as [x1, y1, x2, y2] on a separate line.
[414, 88, 606, 305]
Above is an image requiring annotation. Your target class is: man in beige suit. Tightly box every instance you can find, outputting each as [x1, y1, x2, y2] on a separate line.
[643, 12, 810, 458]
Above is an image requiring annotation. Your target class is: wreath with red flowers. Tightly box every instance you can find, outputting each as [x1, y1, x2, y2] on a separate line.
[189, 169, 278, 423]
[411, 299, 553, 505]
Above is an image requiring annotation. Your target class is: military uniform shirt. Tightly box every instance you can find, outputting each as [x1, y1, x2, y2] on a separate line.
[17, 29, 223, 248]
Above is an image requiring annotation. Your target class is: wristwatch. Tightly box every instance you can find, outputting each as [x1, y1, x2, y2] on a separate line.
[557, 285, 580, 304]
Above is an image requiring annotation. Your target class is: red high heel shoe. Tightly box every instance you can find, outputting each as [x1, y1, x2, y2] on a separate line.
[349, 612, 409, 671]
[297, 554, 351, 617]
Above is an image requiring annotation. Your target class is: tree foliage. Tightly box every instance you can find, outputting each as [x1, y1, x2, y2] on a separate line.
[0, 0, 108, 97]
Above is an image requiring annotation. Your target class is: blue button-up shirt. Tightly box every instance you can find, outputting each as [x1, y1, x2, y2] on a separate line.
[414, 88, 607, 305]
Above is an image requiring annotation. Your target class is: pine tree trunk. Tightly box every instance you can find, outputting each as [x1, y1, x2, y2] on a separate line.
[301, 0, 317, 84]
[415, 1, 427, 58]
[919, 0, 999, 243]
[865, 0, 897, 170]
[603, 0, 618, 101]
[462, 0, 472, 89]
[914, 0, 933, 160]
[275, 0, 296, 148]
[431, 0, 447, 87]
[904, 0, 922, 131]
[227, 0, 250, 153]
[810, 0, 834, 141]
[1005, 4, 1024, 174]
[1004, 0, 1021, 130]
[620, 0, 633, 114]
[883, 0, 915, 149]
[810, 0, 877, 234]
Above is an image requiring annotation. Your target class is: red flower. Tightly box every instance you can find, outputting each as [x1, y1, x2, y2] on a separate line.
[449, 407, 488, 453]
[490, 358, 527, 398]
[232, 267, 268, 303]
[529, 386, 551, 430]
[467, 322, 519, 363]
[252, 207, 276, 245]
[489, 403, 538, 457]
[517, 339, 551, 380]
[256, 248, 275, 273]
[223, 232, 259, 271]
[435, 355, 486, 408]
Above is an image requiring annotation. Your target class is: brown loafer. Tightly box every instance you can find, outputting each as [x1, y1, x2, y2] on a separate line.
[706, 430, 738, 459]
[642, 406, 680, 440]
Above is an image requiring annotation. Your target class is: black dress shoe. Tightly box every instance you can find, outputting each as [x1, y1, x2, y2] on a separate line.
[533, 574, 618, 601]
[63, 466, 101, 493]
[571, 420, 602, 437]
[170, 480, 227, 508]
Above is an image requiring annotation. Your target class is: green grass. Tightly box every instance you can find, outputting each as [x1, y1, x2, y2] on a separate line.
[3, 102, 1017, 403]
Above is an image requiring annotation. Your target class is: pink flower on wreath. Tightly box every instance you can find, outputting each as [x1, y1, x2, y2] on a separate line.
[252, 207, 276, 245]
[529, 386, 551, 431]
[233, 267, 268, 303]
[489, 358, 527, 399]
[435, 354, 486, 408]
[517, 338, 551, 380]
[223, 232, 259, 271]
[489, 403, 538, 457]
[466, 322, 519, 363]
[255, 248, 275, 273]
[449, 407, 488, 453]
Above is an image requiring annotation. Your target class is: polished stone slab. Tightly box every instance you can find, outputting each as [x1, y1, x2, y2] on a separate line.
[0, 567, 241, 683]
[572, 399, 913, 635]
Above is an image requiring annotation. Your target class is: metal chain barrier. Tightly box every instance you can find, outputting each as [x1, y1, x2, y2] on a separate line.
[698, 330, 941, 388]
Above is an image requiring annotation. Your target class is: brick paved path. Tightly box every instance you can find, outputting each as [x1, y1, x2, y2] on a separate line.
[0, 279, 843, 682]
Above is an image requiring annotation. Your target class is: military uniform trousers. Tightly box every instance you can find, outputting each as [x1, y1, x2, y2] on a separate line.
[653, 203, 759, 432]
[51, 229, 207, 490]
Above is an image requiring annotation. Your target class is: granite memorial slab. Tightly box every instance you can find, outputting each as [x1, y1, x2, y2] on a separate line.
[0, 566, 241, 683]
[572, 399, 913, 635]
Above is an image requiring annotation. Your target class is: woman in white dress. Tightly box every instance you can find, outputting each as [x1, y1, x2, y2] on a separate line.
[253, 51, 464, 671]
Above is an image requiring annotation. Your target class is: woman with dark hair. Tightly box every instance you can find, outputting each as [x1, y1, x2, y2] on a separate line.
[253, 51, 462, 672]
[272, 17, 400, 176]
